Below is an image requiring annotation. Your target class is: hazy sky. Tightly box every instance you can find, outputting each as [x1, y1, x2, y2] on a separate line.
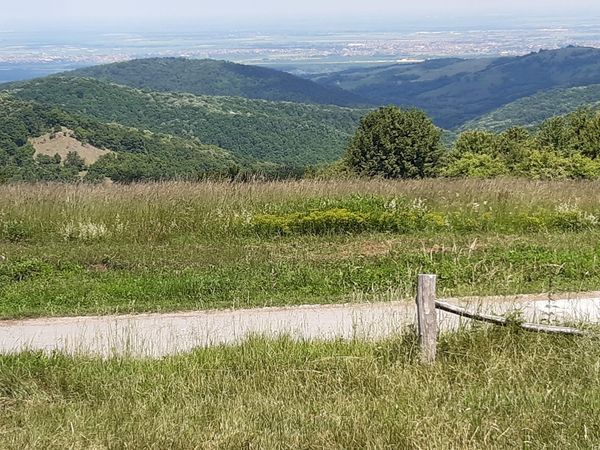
[4, 0, 600, 26]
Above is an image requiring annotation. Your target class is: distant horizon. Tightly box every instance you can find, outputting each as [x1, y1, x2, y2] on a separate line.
[3, 6, 600, 85]
[3, 7, 600, 33]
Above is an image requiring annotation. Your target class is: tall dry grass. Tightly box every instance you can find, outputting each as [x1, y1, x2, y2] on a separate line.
[3, 178, 600, 207]
[2, 178, 600, 242]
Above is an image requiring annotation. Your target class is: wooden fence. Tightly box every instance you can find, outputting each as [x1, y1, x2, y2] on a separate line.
[415, 274, 587, 364]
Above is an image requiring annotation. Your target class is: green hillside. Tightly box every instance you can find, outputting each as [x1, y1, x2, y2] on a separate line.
[6, 76, 366, 166]
[71, 58, 369, 107]
[311, 47, 600, 129]
[309, 57, 495, 89]
[0, 93, 238, 182]
[460, 84, 600, 132]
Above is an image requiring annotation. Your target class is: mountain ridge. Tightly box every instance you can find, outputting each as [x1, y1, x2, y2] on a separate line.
[0, 93, 241, 182]
[310, 46, 600, 129]
[67, 57, 370, 107]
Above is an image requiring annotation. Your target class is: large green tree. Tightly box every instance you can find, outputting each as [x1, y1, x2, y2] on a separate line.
[345, 106, 442, 178]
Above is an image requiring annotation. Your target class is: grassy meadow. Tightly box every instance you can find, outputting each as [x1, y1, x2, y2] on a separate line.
[2, 178, 600, 448]
[1, 328, 600, 448]
[1, 178, 600, 319]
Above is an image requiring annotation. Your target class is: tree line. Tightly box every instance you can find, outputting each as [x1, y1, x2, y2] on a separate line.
[344, 106, 600, 180]
[3, 92, 600, 183]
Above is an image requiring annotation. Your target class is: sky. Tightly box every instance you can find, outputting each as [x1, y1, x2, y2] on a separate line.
[3, 0, 600, 28]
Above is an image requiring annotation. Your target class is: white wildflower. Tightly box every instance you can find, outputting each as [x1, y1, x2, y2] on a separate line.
[583, 213, 599, 226]
[411, 198, 428, 212]
[61, 221, 110, 242]
[556, 202, 579, 214]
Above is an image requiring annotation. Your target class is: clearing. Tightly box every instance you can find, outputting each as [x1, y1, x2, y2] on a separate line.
[30, 127, 112, 164]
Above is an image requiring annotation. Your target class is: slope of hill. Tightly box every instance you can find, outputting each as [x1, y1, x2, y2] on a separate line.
[0, 94, 238, 182]
[309, 57, 495, 89]
[6, 77, 366, 166]
[69, 58, 369, 107]
[311, 46, 600, 129]
[460, 84, 600, 132]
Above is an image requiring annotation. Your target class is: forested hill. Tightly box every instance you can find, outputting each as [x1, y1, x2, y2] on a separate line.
[310, 46, 600, 129]
[0, 94, 239, 182]
[69, 58, 369, 107]
[460, 84, 600, 132]
[6, 76, 366, 166]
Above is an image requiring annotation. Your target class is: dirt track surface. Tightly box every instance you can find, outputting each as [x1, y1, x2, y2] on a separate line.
[2, 292, 600, 358]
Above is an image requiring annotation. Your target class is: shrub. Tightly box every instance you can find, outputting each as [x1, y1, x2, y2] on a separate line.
[442, 152, 508, 178]
[248, 196, 600, 237]
[518, 214, 549, 232]
[452, 130, 499, 157]
[550, 210, 597, 232]
[514, 149, 571, 180]
[424, 213, 450, 231]
[250, 202, 444, 236]
[447, 212, 489, 233]
[565, 153, 600, 179]
[251, 213, 295, 236]
[251, 209, 370, 235]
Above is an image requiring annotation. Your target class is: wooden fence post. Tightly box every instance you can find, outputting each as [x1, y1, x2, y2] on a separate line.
[416, 274, 437, 363]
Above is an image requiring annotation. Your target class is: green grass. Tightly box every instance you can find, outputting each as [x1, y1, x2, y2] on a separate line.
[1, 179, 600, 319]
[1, 328, 599, 448]
[2, 179, 600, 448]
[1, 233, 599, 318]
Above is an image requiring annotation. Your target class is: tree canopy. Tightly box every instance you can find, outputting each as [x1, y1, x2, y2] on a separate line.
[345, 106, 443, 179]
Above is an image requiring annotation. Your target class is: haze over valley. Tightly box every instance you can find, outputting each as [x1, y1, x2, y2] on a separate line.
[3, 15, 600, 82]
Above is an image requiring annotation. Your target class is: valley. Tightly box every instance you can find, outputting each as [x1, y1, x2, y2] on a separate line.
[310, 46, 600, 128]
[4, 47, 600, 183]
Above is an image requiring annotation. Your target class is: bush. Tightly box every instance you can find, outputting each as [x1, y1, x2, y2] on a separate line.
[292, 209, 367, 234]
[446, 110, 600, 181]
[518, 208, 598, 232]
[251, 214, 295, 236]
[550, 209, 598, 232]
[514, 149, 571, 179]
[565, 153, 600, 179]
[250, 201, 447, 236]
[442, 152, 508, 178]
[452, 130, 498, 156]
[518, 214, 549, 232]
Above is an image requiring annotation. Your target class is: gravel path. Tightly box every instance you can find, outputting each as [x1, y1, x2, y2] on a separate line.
[1, 292, 600, 358]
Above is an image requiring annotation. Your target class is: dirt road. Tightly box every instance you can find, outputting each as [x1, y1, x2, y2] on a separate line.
[1, 292, 599, 358]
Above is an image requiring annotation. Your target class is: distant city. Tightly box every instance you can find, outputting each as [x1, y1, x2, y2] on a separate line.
[2, 16, 600, 82]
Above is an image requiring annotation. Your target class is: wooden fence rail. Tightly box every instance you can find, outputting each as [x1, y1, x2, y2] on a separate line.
[415, 274, 587, 363]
